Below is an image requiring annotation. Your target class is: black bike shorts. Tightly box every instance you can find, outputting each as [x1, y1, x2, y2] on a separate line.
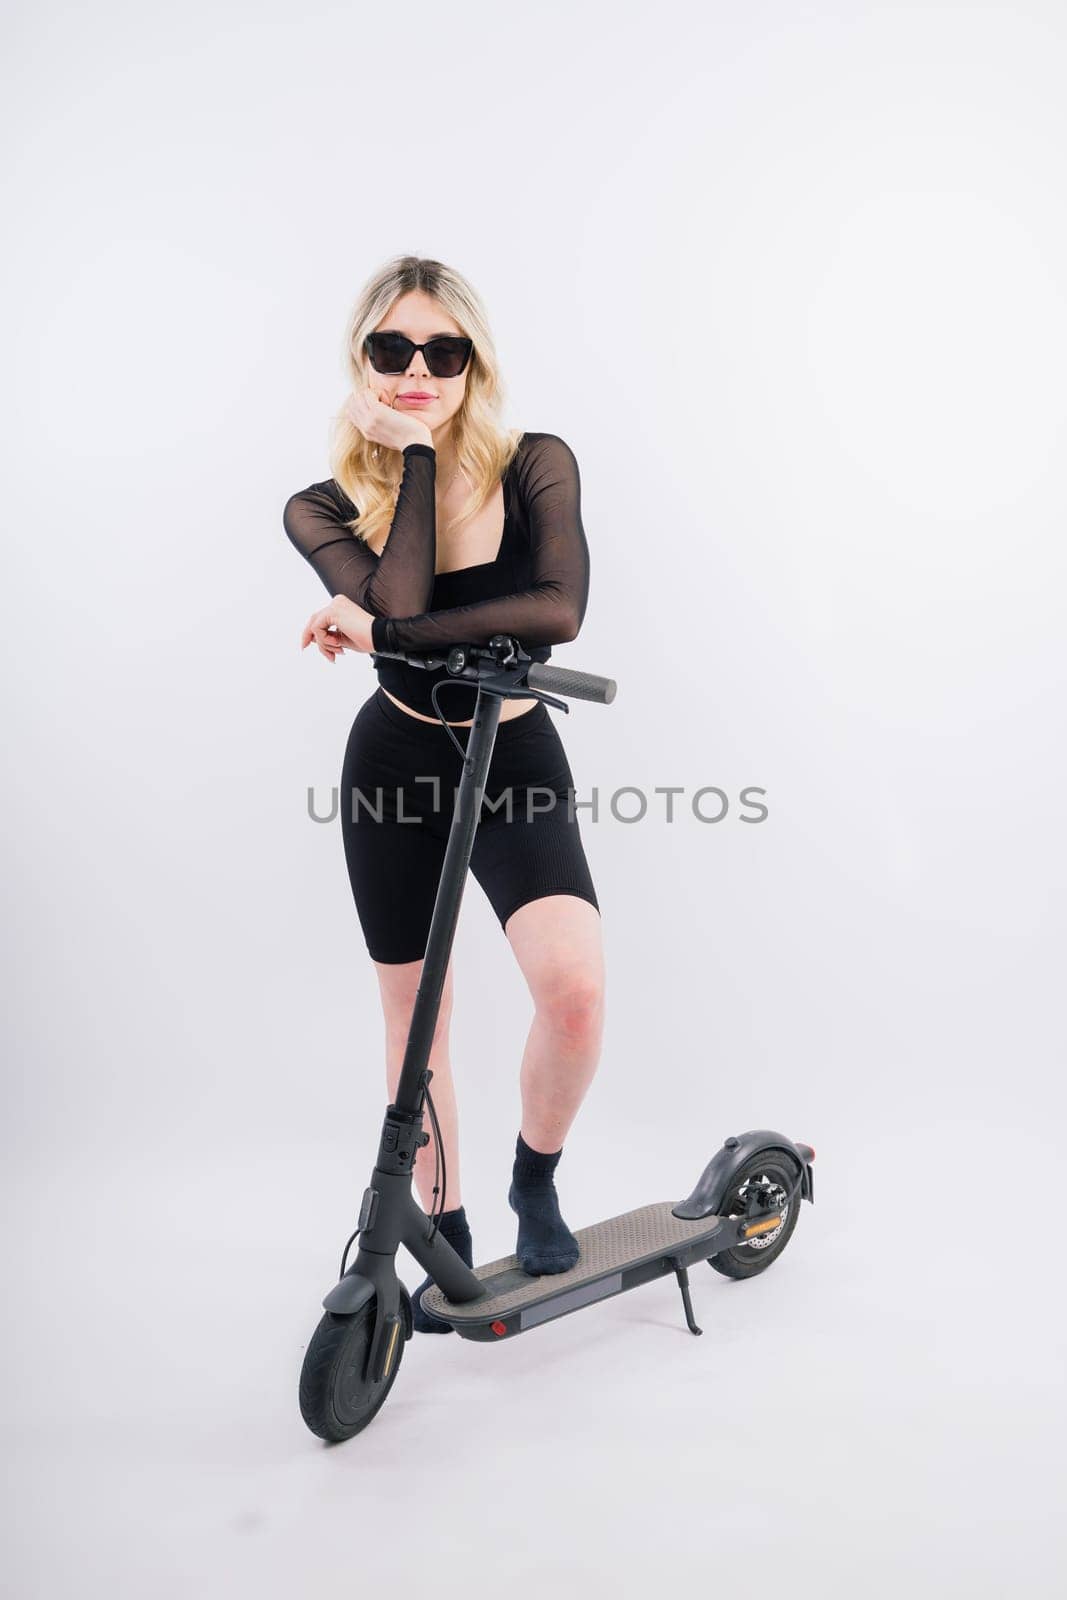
[338, 687, 601, 964]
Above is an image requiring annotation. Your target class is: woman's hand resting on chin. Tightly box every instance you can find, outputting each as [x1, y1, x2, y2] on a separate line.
[301, 596, 376, 663]
[344, 385, 433, 452]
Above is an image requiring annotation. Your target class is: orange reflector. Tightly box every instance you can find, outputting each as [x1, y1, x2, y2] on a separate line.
[491, 1319, 508, 1337]
[742, 1215, 782, 1238]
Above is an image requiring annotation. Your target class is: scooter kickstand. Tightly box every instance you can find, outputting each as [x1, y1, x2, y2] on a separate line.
[670, 1260, 703, 1336]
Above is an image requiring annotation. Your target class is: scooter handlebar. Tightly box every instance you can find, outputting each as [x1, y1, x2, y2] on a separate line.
[526, 661, 616, 705]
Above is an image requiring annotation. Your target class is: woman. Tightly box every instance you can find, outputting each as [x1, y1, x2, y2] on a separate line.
[284, 254, 605, 1333]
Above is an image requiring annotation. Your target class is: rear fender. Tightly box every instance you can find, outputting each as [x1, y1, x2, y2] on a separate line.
[672, 1128, 814, 1220]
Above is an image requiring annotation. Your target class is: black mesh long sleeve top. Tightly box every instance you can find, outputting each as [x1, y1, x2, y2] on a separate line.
[283, 432, 590, 718]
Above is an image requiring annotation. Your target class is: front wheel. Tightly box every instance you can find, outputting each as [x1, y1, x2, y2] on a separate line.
[708, 1151, 801, 1280]
[299, 1290, 408, 1442]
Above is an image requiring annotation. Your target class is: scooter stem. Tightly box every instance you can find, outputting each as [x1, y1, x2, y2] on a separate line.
[393, 682, 503, 1116]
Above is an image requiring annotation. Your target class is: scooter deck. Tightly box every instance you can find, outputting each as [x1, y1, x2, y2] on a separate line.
[419, 1200, 723, 1337]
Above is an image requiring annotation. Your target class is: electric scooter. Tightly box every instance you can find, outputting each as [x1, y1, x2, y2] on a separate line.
[298, 634, 816, 1443]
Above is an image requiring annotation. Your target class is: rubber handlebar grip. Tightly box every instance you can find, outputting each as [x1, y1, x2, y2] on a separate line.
[525, 662, 617, 704]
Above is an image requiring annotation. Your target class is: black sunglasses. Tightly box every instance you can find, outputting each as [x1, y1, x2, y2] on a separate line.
[364, 331, 474, 379]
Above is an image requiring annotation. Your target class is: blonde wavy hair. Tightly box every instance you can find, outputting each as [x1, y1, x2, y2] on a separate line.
[328, 254, 523, 553]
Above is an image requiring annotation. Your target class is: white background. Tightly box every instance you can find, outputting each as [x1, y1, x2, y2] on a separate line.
[4, 1, 1065, 1594]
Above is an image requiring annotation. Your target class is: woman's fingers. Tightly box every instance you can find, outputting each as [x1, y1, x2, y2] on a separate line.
[300, 615, 329, 649]
[344, 384, 399, 444]
[345, 386, 379, 426]
[301, 607, 348, 661]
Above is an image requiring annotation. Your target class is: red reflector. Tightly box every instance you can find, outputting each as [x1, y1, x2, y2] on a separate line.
[490, 1319, 508, 1337]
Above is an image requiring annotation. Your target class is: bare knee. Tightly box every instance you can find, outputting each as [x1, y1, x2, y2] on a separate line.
[535, 970, 605, 1043]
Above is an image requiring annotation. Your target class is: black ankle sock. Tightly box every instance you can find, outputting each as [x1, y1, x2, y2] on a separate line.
[508, 1131, 580, 1275]
[412, 1205, 472, 1334]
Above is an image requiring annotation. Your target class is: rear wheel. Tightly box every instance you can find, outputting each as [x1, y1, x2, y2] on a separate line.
[708, 1151, 801, 1280]
[299, 1289, 409, 1442]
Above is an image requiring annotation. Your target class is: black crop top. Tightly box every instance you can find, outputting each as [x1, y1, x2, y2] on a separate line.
[283, 431, 590, 718]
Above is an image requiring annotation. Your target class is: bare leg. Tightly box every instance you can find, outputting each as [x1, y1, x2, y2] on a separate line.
[373, 953, 460, 1212]
[504, 895, 606, 1153]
